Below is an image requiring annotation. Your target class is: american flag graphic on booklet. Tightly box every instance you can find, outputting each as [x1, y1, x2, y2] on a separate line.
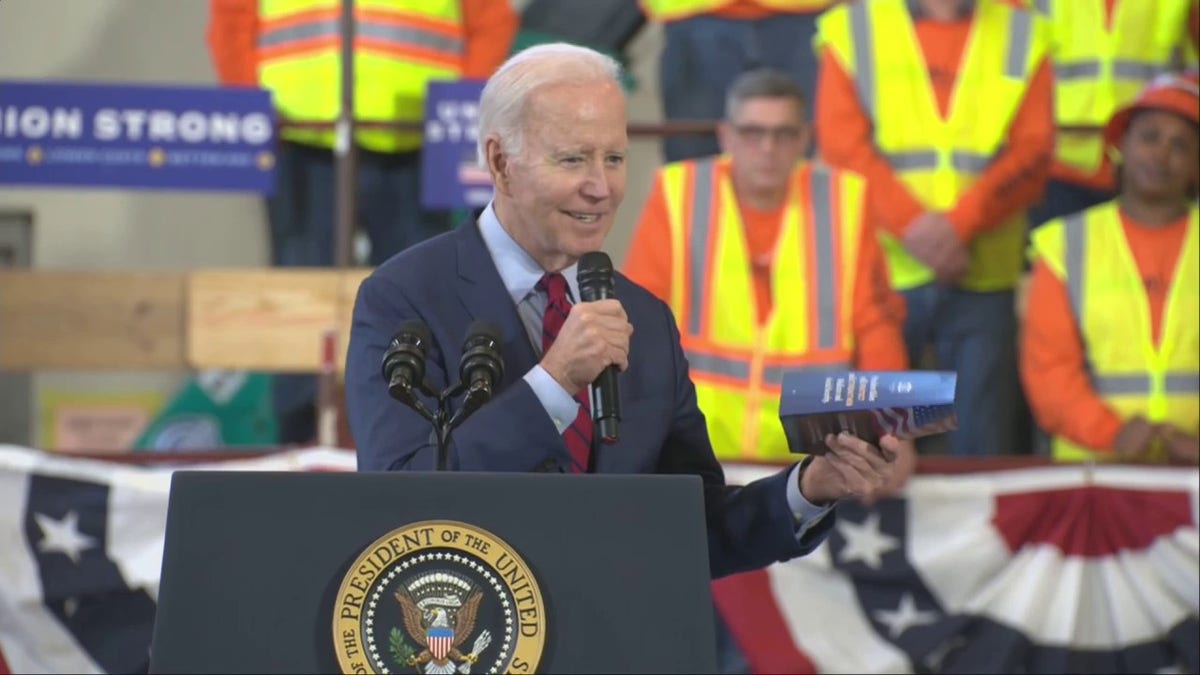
[871, 404, 959, 438]
[777, 371, 957, 455]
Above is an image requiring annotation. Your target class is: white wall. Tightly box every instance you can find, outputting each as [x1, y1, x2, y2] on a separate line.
[0, 0, 668, 447]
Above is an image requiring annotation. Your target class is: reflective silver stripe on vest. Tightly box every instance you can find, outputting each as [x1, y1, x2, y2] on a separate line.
[685, 350, 751, 380]
[1063, 211, 1086, 321]
[763, 362, 850, 387]
[811, 168, 838, 350]
[688, 159, 715, 337]
[260, 19, 461, 54]
[850, 0, 877, 120]
[1055, 62, 1102, 81]
[885, 150, 993, 174]
[1112, 59, 1166, 81]
[1006, 8, 1033, 78]
[1056, 60, 1168, 82]
[1091, 372, 1200, 395]
[259, 20, 338, 48]
[358, 22, 462, 54]
[1034, 0, 1049, 15]
[886, 151, 939, 171]
[1166, 373, 1200, 393]
[952, 151, 993, 173]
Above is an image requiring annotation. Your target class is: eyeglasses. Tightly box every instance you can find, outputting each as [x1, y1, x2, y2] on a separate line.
[732, 124, 803, 144]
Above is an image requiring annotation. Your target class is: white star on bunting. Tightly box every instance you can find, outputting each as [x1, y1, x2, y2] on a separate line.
[836, 512, 899, 570]
[34, 511, 97, 564]
[873, 593, 939, 639]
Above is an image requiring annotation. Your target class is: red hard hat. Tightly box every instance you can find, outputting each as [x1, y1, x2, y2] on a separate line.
[1104, 70, 1200, 149]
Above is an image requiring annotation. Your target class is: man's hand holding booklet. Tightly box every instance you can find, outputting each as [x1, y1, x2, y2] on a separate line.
[778, 370, 958, 455]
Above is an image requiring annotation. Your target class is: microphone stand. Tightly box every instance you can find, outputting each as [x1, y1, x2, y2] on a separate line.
[390, 370, 495, 471]
[433, 380, 499, 470]
[432, 382, 466, 472]
[388, 376, 462, 472]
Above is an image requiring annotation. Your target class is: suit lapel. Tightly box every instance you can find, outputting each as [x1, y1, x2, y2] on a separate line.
[453, 222, 538, 388]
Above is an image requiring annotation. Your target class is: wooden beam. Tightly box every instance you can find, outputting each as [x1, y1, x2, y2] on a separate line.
[0, 269, 375, 372]
[187, 269, 345, 372]
[0, 271, 186, 370]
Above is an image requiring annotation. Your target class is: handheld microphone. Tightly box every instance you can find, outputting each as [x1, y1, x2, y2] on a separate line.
[451, 320, 505, 427]
[578, 251, 620, 443]
[382, 320, 434, 420]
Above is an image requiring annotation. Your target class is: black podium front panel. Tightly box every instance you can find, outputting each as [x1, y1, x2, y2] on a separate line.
[150, 471, 718, 674]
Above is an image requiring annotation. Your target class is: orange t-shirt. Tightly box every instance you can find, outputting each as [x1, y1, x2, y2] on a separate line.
[712, 0, 838, 20]
[815, 2, 1054, 243]
[205, 0, 518, 87]
[1020, 209, 1192, 452]
[623, 163, 909, 371]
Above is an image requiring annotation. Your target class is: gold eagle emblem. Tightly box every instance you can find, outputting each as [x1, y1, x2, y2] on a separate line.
[395, 587, 492, 673]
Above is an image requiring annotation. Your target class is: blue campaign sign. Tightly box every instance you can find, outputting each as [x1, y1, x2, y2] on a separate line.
[0, 80, 276, 193]
[420, 79, 492, 210]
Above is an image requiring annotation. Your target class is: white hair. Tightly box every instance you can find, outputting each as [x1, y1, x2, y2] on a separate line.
[476, 43, 623, 166]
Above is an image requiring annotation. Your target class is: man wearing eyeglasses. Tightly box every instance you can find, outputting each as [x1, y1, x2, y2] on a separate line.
[624, 68, 914, 484]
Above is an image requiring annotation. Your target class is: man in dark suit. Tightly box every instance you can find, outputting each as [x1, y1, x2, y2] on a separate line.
[345, 42, 903, 579]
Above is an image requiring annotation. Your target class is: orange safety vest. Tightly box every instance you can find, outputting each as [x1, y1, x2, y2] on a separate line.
[660, 156, 865, 460]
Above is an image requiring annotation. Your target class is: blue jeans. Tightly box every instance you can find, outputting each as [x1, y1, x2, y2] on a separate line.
[659, 12, 821, 163]
[267, 140, 453, 443]
[901, 285, 1025, 456]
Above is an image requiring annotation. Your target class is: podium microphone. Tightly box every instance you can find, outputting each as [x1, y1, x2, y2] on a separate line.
[382, 320, 434, 420]
[448, 320, 504, 429]
[578, 251, 620, 443]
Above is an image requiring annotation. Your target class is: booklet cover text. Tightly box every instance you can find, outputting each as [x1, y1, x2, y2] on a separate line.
[778, 370, 957, 455]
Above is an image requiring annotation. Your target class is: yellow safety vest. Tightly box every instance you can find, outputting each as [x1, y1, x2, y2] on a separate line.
[1031, 0, 1197, 175]
[1030, 201, 1200, 462]
[817, 0, 1048, 291]
[660, 157, 865, 460]
[258, 0, 464, 153]
[639, 0, 834, 22]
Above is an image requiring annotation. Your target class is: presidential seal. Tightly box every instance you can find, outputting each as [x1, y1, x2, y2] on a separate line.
[333, 520, 546, 674]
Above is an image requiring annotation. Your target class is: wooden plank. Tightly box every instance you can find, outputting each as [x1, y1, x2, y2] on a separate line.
[0, 271, 186, 369]
[187, 269, 345, 372]
[2, 268, 379, 372]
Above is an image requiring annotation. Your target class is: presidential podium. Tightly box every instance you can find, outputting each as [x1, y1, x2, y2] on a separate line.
[148, 471, 719, 674]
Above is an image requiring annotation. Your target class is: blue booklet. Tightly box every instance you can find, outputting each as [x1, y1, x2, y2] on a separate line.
[778, 370, 957, 455]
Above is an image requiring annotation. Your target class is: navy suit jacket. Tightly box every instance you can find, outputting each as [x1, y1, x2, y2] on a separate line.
[345, 220, 833, 578]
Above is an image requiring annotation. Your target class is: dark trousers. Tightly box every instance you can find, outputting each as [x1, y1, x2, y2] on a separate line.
[659, 12, 821, 163]
[268, 140, 453, 444]
[1027, 177, 1117, 229]
[901, 285, 1027, 456]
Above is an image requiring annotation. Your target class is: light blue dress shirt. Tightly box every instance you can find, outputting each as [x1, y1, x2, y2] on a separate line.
[476, 204, 834, 533]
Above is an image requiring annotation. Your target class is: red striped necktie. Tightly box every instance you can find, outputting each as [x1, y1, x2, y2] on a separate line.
[537, 273, 593, 473]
